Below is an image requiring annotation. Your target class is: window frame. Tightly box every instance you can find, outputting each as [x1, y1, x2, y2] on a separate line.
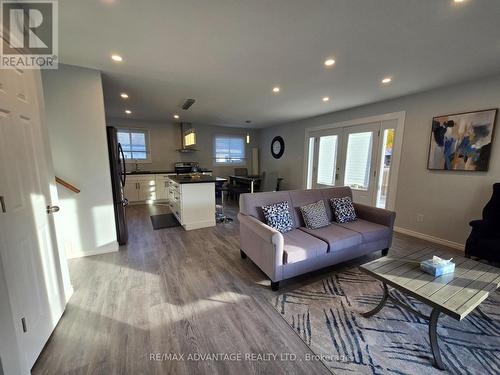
[212, 134, 246, 166]
[117, 127, 152, 163]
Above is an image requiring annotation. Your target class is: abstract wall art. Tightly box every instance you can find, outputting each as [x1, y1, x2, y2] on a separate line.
[427, 109, 497, 171]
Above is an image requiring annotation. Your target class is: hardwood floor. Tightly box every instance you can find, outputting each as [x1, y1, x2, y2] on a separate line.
[32, 203, 461, 375]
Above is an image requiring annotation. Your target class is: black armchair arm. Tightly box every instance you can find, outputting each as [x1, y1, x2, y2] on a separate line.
[469, 219, 484, 228]
[469, 219, 500, 237]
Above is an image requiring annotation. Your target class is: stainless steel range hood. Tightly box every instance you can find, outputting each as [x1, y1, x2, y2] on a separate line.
[177, 122, 198, 152]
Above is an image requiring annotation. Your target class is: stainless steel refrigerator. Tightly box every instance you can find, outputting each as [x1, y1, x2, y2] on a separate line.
[107, 126, 128, 245]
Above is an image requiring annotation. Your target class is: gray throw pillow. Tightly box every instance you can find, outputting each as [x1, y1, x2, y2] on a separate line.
[330, 196, 357, 223]
[261, 201, 294, 233]
[300, 200, 330, 229]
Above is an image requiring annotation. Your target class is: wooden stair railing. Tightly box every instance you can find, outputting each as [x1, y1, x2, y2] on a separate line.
[55, 177, 80, 194]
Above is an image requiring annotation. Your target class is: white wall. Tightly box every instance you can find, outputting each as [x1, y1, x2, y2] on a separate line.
[42, 64, 118, 259]
[257, 74, 500, 246]
[106, 118, 259, 178]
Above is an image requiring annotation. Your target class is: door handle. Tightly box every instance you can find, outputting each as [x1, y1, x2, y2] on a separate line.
[46, 205, 60, 214]
[0, 196, 5, 213]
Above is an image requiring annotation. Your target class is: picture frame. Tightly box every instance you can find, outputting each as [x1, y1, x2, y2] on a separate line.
[427, 108, 497, 171]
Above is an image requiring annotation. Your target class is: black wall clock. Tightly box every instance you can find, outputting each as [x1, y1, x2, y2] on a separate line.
[271, 136, 285, 159]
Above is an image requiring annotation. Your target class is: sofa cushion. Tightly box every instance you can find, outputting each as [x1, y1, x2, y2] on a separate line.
[289, 189, 324, 227]
[320, 187, 353, 222]
[335, 219, 391, 243]
[261, 201, 294, 233]
[300, 224, 362, 252]
[283, 229, 329, 264]
[239, 191, 293, 223]
[330, 196, 357, 223]
[300, 200, 330, 229]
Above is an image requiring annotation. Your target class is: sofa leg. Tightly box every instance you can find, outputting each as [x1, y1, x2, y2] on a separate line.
[240, 249, 247, 259]
[381, 248, 389, 257]
[271, 281, 280, 291]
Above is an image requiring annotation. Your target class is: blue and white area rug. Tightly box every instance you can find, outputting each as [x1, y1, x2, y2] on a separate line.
[272, 268, 500, 374]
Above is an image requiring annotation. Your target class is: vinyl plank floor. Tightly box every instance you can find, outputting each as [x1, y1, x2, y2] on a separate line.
[32, 203, 462, 375]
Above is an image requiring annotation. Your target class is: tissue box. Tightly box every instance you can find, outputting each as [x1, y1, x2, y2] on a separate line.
[420, 259, 455, 277]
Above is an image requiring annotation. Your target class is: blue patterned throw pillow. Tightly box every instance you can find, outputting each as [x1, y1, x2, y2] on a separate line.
[330, 197, 357, 223]
[261, 201, 294, 233]
[300, 200, 330, 229]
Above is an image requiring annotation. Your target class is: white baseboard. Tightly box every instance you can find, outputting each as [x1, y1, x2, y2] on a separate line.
[393, 226, 465, 251]
[66, 241, 119, 259]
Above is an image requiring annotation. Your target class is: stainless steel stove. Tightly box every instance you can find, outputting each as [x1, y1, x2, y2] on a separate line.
[174, 161, 199, 174]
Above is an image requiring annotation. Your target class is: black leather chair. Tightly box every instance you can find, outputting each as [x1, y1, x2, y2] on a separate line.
[465, 183, 500, 262]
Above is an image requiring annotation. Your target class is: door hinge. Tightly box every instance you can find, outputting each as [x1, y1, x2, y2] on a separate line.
[0, 196, 5, 213]
[21, 317, 27, 333]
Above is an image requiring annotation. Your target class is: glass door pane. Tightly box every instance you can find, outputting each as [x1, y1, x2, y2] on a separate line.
[344, 132, 373, 190]
[376, 129, 394, 208]
[316, 135, 338, 186]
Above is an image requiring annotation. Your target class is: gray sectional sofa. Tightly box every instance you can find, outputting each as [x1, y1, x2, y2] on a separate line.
[238, 186, 396, 290]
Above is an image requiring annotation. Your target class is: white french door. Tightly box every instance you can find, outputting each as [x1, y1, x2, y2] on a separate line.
[307, 121, 397, 208]
[342, 123, 380, 205]
[308, 128, 343, 189]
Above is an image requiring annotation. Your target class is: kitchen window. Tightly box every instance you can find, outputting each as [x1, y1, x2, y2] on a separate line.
[213, 135, 246, 165]
[117, 128, 151, 162]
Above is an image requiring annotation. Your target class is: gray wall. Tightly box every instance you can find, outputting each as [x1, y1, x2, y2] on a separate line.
[42, 64, 118, 259]
[106, 118, 259, 178]
[257, 74, 500, 246]
[106, 118, 182, 171]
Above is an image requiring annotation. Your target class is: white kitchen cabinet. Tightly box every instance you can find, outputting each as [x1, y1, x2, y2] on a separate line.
[123, 180, 139, 202]
[124, 174, 156, 203]
[138, 179, 156, 201]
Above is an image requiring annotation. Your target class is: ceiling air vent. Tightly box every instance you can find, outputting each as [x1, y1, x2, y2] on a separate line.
[182, 99, 196, 110]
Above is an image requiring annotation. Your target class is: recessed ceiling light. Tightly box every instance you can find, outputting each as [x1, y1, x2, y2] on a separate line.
[120, 93, 128, 99]
[322, 96, 330, 102]
[454, 0, 465, 2]
[324, 59, 335, 67]
[173, 114, 180, 119]
[111, 54, 123, 62]
[272, 87, 280, 93]
[381, 77, 392, 84]
[125, 109, 131, 114]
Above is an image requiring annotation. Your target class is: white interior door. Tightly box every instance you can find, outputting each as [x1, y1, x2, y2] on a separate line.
[0, 68, 66, 370]
[341, 122, 381, 205]
[309, 129, 343, 189]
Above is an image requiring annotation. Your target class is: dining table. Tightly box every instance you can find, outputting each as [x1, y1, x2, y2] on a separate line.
[228, 175, 262, 194]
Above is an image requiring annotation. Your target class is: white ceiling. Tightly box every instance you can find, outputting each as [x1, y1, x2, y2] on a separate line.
[59, 0, 500, 128]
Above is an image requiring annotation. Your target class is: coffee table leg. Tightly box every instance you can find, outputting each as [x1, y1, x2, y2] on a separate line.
[429, 308, 445, 370]
[362, 283, 389, 317]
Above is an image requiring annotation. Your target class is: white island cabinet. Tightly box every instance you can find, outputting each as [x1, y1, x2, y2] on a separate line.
[168, 176, 219, 230]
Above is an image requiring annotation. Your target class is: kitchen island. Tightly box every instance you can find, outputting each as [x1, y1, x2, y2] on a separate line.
[168, 175, 226, 230]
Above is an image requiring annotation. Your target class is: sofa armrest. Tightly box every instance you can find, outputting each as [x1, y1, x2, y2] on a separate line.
[238, 213, 284, 281]
[354, 203, 396, 228]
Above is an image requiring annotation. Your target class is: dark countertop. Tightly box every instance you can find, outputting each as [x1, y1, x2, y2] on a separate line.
[170, 176, 227, 184]
[126, 170, 212, 175]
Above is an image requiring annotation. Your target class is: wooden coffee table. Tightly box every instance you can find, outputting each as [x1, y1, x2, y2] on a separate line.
[359, 248, 500, 370]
